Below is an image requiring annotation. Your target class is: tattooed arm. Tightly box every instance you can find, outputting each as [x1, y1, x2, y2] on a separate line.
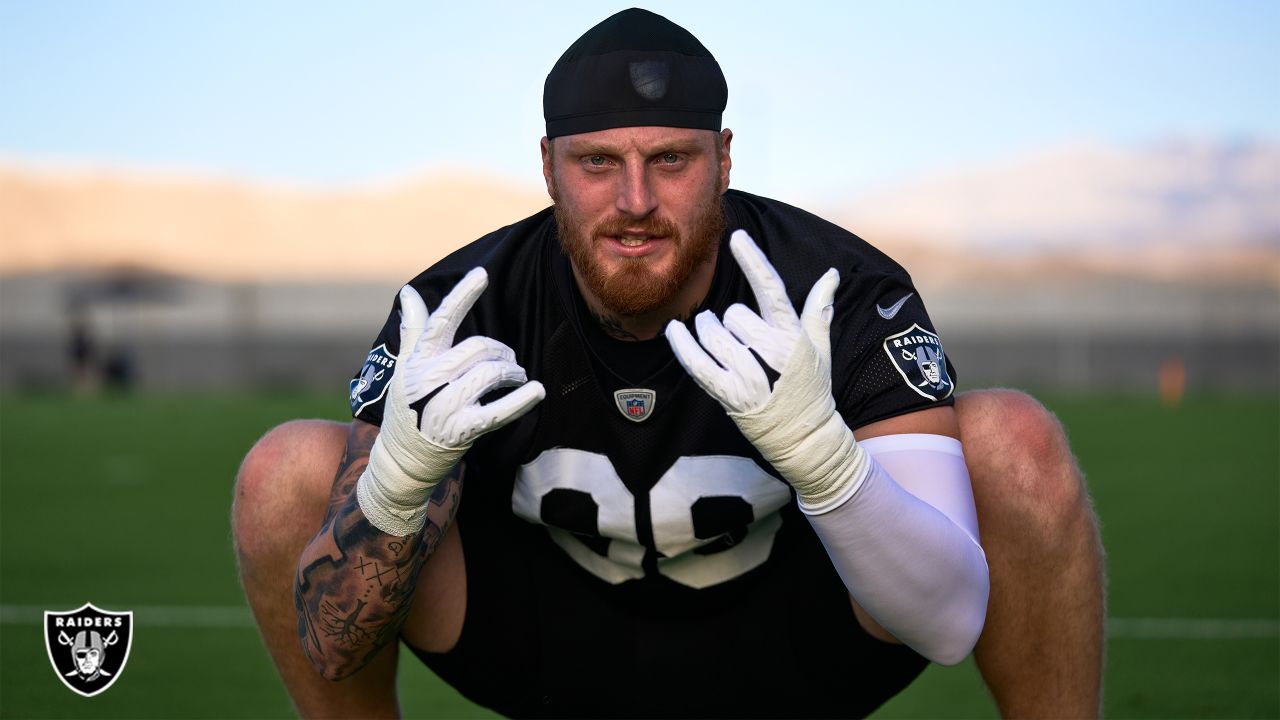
[293, 274, 540, 679]
[294, 419, 463, 681]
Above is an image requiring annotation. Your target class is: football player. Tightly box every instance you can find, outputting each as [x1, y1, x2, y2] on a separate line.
[234, 8, 1103, 718]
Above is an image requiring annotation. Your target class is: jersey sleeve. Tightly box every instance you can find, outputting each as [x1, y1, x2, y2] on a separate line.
[347, 293, 405, 427]
[830, 272, 958, 430]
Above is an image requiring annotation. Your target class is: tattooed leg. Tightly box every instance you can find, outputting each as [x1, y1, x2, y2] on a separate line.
[234, 419, 464, 718]
[234, 420, 397, 717]
[295, 445, 463, 680]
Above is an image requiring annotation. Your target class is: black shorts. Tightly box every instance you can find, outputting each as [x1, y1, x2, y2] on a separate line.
[406, 514, 927, 719]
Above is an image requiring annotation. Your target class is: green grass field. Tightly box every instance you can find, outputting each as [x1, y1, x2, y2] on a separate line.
[1, 392, 1276, 718]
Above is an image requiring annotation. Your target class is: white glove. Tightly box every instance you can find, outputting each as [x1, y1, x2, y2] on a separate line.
[665, 230, 869, 513]
[357, 268, 546, 535]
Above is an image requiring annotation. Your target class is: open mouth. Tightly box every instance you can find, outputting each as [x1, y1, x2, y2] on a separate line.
[604, 234, 670, 257]
[606, 233, 669, 246]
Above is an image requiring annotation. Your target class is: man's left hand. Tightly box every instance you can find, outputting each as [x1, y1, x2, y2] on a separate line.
[665, 230, 870, 512]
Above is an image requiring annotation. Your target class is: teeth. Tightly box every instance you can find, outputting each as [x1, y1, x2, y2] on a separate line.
[619, 236, 647, 247]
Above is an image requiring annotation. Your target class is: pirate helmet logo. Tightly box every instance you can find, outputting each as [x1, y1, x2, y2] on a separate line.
[915, 344, 943, 385]
[351, 363, 386, 403]
[71, 630, 110, 679]
[44, 603, 133, 697]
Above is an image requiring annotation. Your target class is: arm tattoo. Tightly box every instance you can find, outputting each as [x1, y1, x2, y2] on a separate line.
[294, 419, 463, 680]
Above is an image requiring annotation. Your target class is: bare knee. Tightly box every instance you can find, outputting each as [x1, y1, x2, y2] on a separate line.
[956, 389, 1090, 543]
[233, 419, 349, 562]
[235, 419, 349, 495]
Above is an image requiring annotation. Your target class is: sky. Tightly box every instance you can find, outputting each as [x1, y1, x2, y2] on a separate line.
[1, 1, 1276, 203]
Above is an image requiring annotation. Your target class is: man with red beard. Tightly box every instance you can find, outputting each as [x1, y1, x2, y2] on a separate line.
[234, 8, 1103, 718]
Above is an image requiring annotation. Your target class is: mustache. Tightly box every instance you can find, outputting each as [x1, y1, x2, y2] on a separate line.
[591, 215, 680, 239]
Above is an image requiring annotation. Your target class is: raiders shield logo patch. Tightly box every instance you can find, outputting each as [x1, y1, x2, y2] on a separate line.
[350, 343, 396, 417]
[883, 323, 954, 401]
[614, 388, 656, 422]
[44, 603, 133, 697]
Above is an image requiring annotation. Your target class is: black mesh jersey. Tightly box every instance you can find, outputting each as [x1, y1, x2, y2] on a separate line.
[348, 189, 957, 718]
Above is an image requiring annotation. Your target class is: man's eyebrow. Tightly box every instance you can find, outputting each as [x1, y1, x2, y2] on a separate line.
[561, 142, 620, 156]
[560, 140, 707, 157]
[648, 141, 703, 155]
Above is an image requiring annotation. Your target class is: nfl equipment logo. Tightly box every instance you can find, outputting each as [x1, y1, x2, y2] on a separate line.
[44, 603, 133, 697]
[882, 323, 954, 401]
[613, 389, 656, 422]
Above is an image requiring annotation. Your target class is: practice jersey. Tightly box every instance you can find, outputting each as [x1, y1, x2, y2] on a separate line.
[348, 189, 957, 717]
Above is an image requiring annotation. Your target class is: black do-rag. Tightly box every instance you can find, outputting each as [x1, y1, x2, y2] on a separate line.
[543, 8, 728, 138]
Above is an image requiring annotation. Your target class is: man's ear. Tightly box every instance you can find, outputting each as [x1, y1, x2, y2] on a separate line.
[718, 128, 734, 194]
[540, 136, 558, 202]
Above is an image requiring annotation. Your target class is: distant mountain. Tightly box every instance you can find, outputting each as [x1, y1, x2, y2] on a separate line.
[836, 138, 1280, 285]
[0, 166, 549, 281]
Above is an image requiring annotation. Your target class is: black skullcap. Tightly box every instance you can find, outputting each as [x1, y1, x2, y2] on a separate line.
[543, 8, 728, 138]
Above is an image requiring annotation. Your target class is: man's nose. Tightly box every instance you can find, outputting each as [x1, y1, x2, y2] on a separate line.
[615, 164, 657, 218]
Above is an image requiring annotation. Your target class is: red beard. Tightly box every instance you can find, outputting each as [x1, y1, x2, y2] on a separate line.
[555, 195, 725, 317]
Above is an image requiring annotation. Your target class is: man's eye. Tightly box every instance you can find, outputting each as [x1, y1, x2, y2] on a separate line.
[588, 155, 606, 166]
[661, 153, 679, 164]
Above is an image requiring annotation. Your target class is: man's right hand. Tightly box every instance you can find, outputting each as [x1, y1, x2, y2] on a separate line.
[357, 268, 545, 536]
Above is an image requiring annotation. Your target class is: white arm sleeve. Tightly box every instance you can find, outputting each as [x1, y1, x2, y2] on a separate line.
[802, 433, 989, 665]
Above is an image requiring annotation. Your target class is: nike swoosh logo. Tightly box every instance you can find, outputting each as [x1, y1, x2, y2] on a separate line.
[876, 293, 914, 319]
